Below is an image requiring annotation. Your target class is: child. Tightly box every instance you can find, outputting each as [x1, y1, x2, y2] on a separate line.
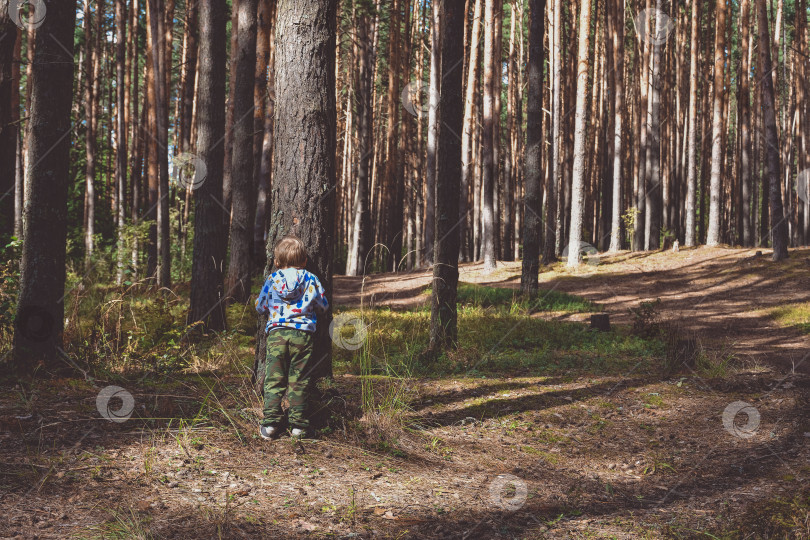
[254, 235, 329, 439]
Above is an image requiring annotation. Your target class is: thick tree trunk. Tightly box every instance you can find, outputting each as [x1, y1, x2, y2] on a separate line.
[254, 0, 337, 387]
[565, 0, 593, 267]
[755, 0, 788, 260]
[521, 0, 546, 293]
[226, 0, 259, 303]
[429, 0, 464, 350]
[188, 0, 229, 333]
[12, 0, 78, 372]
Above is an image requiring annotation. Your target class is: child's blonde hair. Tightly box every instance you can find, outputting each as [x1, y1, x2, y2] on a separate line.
[274, 235, 307, 269]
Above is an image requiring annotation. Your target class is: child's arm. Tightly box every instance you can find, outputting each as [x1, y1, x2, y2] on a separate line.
[311, 275, 329, 313]
[255, 278, 272, 314]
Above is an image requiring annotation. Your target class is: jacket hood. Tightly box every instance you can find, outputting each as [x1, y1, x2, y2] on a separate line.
[273, 268, 307, 301]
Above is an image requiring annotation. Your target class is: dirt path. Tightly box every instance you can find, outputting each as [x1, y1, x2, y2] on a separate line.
[335, 246, 810, 374]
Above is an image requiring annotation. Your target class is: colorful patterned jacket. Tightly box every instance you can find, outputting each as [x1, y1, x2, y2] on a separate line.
[255, 268, 329, 333]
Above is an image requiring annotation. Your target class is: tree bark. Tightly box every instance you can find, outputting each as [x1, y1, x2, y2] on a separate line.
[544, 0, 561, 264]
[755, 0, 788, 260]
[346, 2, 375, 276]
[643, 1, 664, 250]
[706, 0, 726, 246]
[226, 0, 259, 303]
[384, 0, 403, 271]
[0, 5, 17, 244]
[424, 0, 440, 266]
[115, 0, 128, 284]
[460, 0, 482, 263]
[565, 0, 593, 267]
[481, 0, 497, 272]
[521, 0, 546, 292]
[254, 0, 337, 387]
[739, 0, 753, 246]
[607, 0, 624, 252]
[189, 0, 229, 333]
[429, 0, 464, 350]
[12, 0, 78, 372]
[253, 0, 277, 269]
[684, 0, 699, 246]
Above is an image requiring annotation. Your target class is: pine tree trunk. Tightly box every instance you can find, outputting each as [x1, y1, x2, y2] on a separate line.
[384, 0, 402, 271]
[684, 0, 699, 246]
[180, 0, 199, 155]
[223, 0, 239, 214]
[633, 0, 651, 251]
[12, 0, 78, 372]
[225, 0, 259, 303]
[84, 0, 103, 268]
[347, 3, 375, 277]
[607, 0, 624, 252]
[115, 0, 128, 284]
[521, 0, 546, 292]
[755, 0, 788, 260]
[253, 0, 277, 269]
[0, 6, 17, 244]
[544, 0, 561, 264]
[644, 2, 664, 250]
[565, 0, 593, 267]
[739, 0, 753, 246]
[424, 0, 440, 266]
[254, 0, 337, 387]
[429, 0, 464, 350]
[706, 0, 726, 246]
[481, 0, 497, 272]
[189, 0, 229, 332]
[460, 0, 482, 263]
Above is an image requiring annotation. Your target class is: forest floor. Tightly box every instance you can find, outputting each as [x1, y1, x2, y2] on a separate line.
[2, 246, 810, 539]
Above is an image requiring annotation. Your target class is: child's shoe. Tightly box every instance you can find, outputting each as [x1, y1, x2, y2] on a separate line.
[259, 425, 279, 440]
[290, 427, 307, 438]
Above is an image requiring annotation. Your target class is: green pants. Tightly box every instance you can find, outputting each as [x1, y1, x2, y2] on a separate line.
[262, 328, 315, 429]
